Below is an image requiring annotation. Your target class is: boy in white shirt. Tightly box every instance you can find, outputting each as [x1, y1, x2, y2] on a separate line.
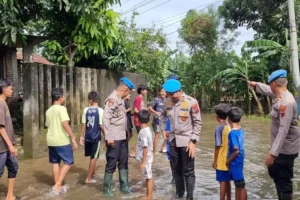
[136, 110, 153, 199]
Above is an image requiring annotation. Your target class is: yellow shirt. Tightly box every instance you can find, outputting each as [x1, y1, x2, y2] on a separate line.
[45, 105, 70, 146]
[214, 125, 231, 171]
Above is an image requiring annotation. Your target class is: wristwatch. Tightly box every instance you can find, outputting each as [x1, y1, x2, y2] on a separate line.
[190, 139, 197, 144]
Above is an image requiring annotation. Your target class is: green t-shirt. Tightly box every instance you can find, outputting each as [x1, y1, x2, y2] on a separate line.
[45, 105, 70, 146]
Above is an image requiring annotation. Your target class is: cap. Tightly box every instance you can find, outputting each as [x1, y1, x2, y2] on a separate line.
[163, 79, 181, 93]
[268, 69, 287, 83]
[120, 77, 135, 90]
[168, 75, 179, 80]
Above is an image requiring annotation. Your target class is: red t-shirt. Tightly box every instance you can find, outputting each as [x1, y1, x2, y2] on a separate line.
[134, 95, 144, 126]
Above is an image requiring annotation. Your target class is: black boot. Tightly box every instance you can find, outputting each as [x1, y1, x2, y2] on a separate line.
[103, 172, 114, 197]
[281, 193, 292, 200]
[185, 176, 195, 200]
[170, 161, 175, 185]
[119, 169, 131, 194]
[174, 173, 185, 198]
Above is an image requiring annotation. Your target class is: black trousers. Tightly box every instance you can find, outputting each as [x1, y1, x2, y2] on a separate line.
[170, 139, 195, 195]
[105, 140, 128, 173]
[268, 153, 298, 199]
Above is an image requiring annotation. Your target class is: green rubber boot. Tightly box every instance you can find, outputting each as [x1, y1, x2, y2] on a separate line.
[103, 172, 114, 197]
[119, 169, 131, 194]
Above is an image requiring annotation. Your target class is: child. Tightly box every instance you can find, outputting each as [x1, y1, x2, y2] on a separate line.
[0, 78, 20, 200]
[45, 88, 78, 195]
[135, 110, 153, 199]
[130, 84, 148, 158]
[79, 91, 104, 183]
[213, 103, 231, 200]
[226, 107, 247, 200]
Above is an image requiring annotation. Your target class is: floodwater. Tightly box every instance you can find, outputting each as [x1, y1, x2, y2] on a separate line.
[1, 114, 300, 200]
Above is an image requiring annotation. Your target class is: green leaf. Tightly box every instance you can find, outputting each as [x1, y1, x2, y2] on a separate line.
[2, 33, 9, 45]
[93, 0, 104, 8]
[58, 55, 63, 61]
[11, 28, 17, 43]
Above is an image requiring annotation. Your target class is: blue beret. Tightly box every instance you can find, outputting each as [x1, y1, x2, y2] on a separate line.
[168, 75, 179, 80]
[163, 79, 181, 93]
[120, 77, 135, 90]
[268, 69, 287, 83]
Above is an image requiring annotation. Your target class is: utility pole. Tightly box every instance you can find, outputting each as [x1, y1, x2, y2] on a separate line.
[288, 0, 300, 117]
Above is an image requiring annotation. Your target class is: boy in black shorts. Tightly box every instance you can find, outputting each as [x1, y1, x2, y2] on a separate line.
[80, 91, 104, 183]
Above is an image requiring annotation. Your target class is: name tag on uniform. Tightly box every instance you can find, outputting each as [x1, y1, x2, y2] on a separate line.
[179, 111, 188, 122]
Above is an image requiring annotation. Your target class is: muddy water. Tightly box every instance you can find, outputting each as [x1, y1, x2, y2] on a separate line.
[0, 114, 300, 199]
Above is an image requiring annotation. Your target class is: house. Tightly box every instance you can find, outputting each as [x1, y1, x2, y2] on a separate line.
[0, 35, 51, 85]
[0, 35, 53, 127]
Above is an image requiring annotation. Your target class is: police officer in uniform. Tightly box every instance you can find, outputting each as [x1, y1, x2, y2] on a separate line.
[103, 77, 135, 197]
[160, 79, 202, 200]
[248, 69, 300, 200]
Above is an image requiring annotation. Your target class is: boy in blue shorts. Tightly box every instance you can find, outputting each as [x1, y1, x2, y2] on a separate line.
[80, 91, 104, 183]
[226, 107, 247, 200]
[213, 103, 231, 200]
[46, 88, 78, 195]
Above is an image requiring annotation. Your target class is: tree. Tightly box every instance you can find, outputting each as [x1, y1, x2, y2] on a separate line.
[0, 0, 121, 67]
[219, 0, 300, 42]
[176, 7, 238, 108]
[101, 13, 174, 93]
[210, 55, 269, 114]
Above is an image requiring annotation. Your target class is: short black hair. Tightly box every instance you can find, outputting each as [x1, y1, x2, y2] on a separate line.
[138, 110, 150, 124]
[137, 84, 147, 94]
[215, 103, 230, 120]
[88, 91, 99, 102]
[0, 78, 12, 94]
[227, 107, 243, 123]
[51, 88, 63, 102]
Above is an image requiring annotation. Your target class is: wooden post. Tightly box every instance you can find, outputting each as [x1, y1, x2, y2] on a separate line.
[67, 67, 75, 126]
[23, 63, 39, 158]
[38, 64, 44, 131]
[75, 68, 81, 126]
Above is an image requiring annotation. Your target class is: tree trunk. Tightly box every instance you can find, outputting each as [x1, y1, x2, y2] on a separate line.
[251, 90, 264, 114]
[67, 41, 77, 67]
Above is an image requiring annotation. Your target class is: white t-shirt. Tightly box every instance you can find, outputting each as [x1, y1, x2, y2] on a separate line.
[136, 127, 153, 163]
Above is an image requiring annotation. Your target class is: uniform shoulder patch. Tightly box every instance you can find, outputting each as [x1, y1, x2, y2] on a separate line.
[280, 105, 287, 117]
[192, 103, 200, 114]
[107, 100, 115, 107]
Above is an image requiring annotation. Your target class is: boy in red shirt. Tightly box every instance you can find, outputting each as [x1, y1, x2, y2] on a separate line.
[129, 84, 147, 157]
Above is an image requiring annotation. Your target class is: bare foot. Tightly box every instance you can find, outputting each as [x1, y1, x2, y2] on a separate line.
[140, 196, 153, 200]
[85, 179, 97, 184]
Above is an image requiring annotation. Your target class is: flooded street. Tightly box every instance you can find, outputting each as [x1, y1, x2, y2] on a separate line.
[1, 114, 300, 199]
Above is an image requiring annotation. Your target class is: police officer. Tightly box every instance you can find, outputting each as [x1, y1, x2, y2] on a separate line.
[103, 77, 135, 197]
[160, 79, 202, 200]
[248, 69, 300, 200]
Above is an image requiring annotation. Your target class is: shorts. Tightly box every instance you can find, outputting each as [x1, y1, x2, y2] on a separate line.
[216, 169, 230, 182]
[152, 123, 161, 133]
[85, 141, 101, 159]
[142, 162, 152, 179]
[230, 165, 245, 188]
[48, 144, 74, 165]
[0, 151, 18, 178]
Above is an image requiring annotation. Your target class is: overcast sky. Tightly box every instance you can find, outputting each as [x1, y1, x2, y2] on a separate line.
[113, 0, 256, 55]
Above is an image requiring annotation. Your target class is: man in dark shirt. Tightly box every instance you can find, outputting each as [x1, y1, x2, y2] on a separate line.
[149, 87, 167, 154]
[0, 78, 19, 200]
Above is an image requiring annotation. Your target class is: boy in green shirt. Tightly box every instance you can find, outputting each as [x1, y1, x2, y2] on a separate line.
[45, 88, 78, 195]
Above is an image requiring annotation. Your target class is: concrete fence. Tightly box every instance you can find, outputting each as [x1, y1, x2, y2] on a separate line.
[22, 63, 146, 158]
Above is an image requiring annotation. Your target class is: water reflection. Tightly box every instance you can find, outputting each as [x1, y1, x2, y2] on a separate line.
[0, 114, 299, 199]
